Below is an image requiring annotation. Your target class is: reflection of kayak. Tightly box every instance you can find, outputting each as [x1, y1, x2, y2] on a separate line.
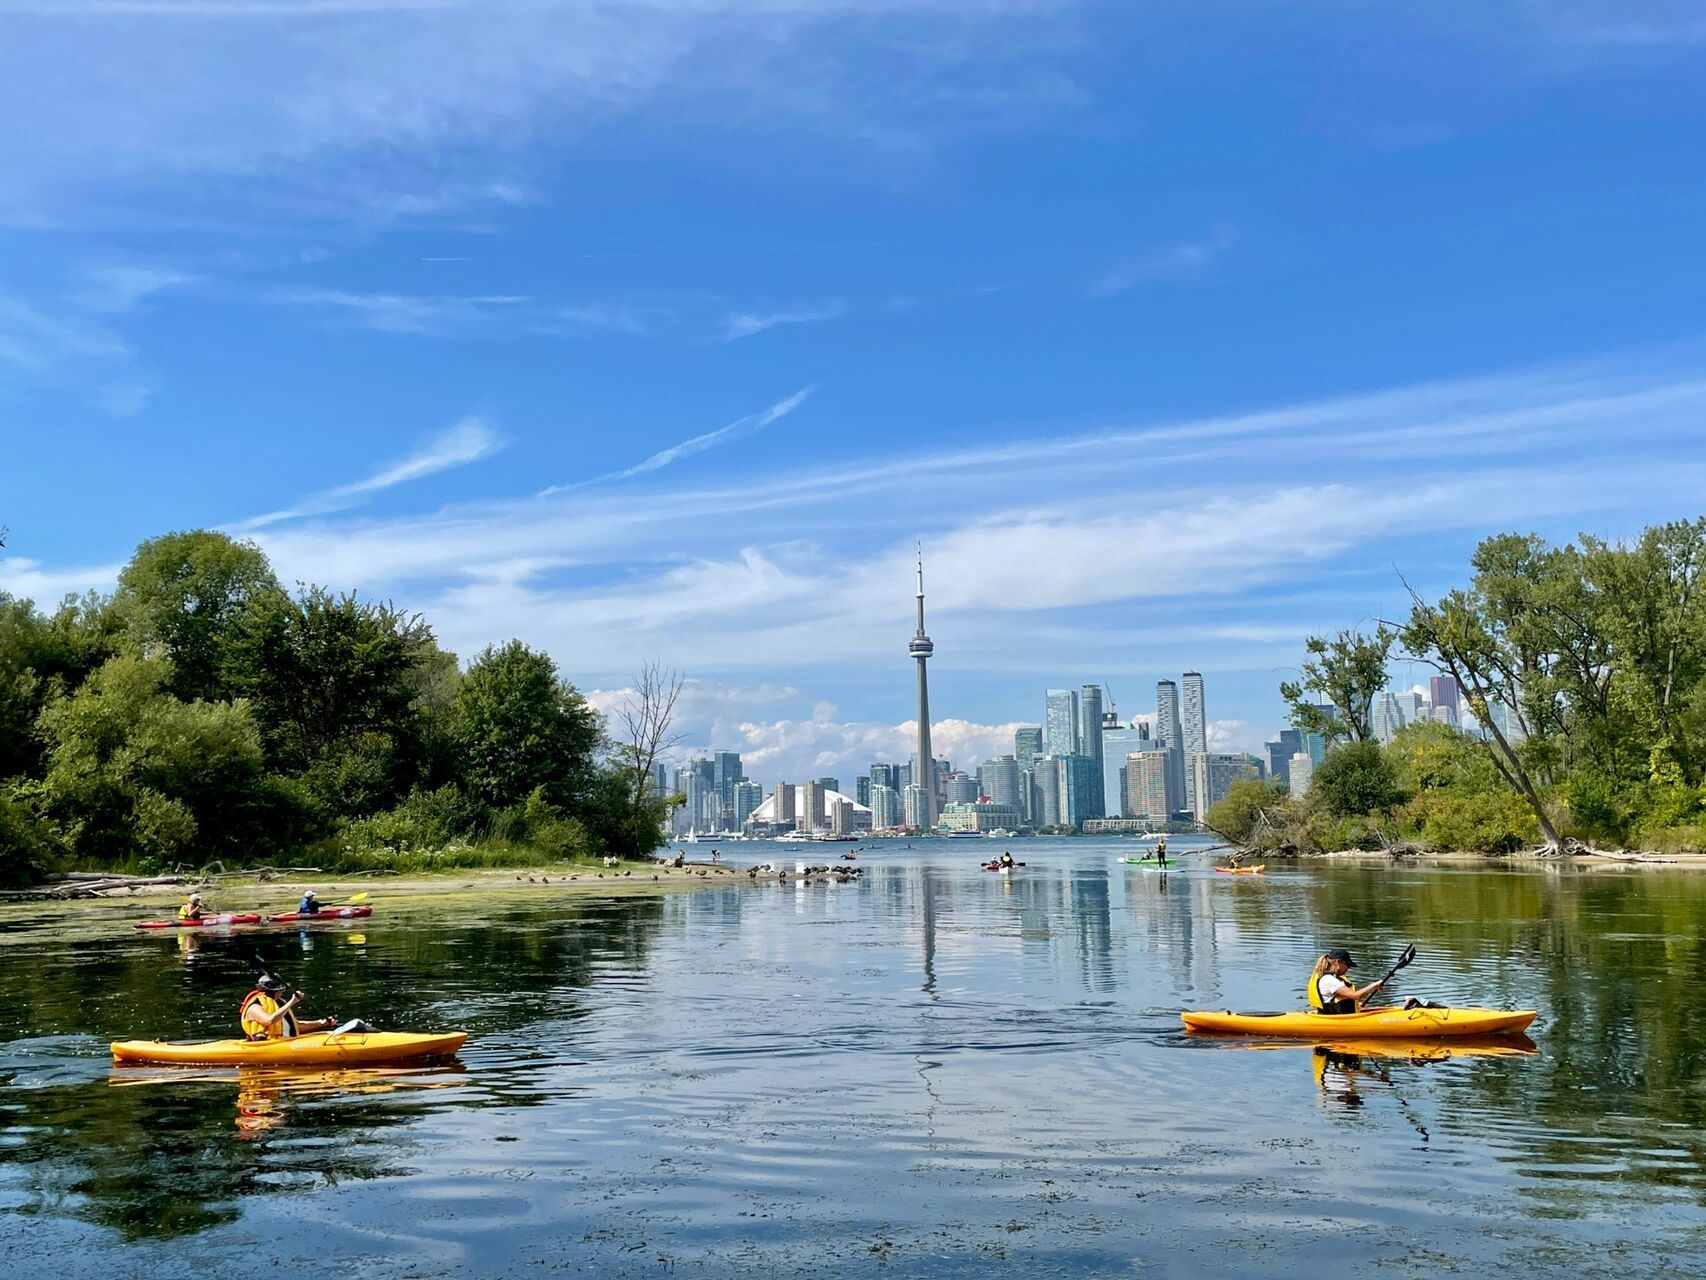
[265, 906, 373, 923]
[1180, 1007, 1537, 1038]
[112, 1030, 469, 1067]
[1208, 1033, 1538, 1062]
[1213, 865, 1265, 875]
[135, 914, 262, 929]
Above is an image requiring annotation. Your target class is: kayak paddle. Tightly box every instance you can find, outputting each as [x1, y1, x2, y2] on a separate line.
[1376, 943, 1417, 991]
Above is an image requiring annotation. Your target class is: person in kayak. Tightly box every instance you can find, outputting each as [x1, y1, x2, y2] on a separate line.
[297, 889, 320, 915]
[999, 851, 1014, 868]
[1308, 949, 1388, 1015]
[178, 892, 207, 921]
[240, 976, 339, 1041]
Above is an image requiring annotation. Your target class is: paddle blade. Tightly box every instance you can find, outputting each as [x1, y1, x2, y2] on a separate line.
[346, 892, 369, 905]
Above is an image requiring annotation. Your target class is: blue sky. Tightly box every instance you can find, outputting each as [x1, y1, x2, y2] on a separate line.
[3, 1, 1706, 783]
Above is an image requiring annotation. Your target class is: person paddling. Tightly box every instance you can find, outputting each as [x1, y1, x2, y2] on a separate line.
[240, 975, 339, 1041]
[297, 889, 320, 916]
[178, 892, 207, 922]
[1155, 836, 1168, 868]
[1308, 949, 1388, 1015]
[999, 850, 1014, 869]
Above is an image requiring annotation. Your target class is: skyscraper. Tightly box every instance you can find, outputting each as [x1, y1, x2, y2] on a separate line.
[1155, 680, 1186, 817]
[1180, 672, 1206, 814]
[855, 776, 871, 806]
[1058, 754, 1098, 828]
[977, 755, 1022, 809]
[1077, 683, 1105, 819]
[773, 782, 796, 826]
[1045, 689, 1079, 757]
[1033, 755, 1063, 826]
[1125, 750, 1176, 822]
[1102, 726, 1150, 816]
[1014, 726, 1043, 772]
[712, 750, 742, 819]
[1429, 675, 1461, 719]
[1372, 692, 1405, 744]
[909, 550, 936, 828]
[732, 780, 763, 829]
[1191, 752, 1259, 820]
[1265, 728, 1302, 788]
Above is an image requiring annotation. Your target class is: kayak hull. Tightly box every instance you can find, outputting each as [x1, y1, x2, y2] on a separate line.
[135, 914, 262, 929]
[265, 906, 373, 923]
[112, 1031, 468, 1066]
[1213, 866, 1265, 875]
[1181, 1007, 1536, 1038]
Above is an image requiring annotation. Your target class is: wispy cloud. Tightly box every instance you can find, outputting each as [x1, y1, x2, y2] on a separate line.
[265, 288, 528, 336]
[540, 386, 815, 495]
[76, 264, 197, 314]
[242, 416, 503, 529]
[718, 300, 846, 342]
[1090, 225, 1238, 298]
[0, 293, 126, 370]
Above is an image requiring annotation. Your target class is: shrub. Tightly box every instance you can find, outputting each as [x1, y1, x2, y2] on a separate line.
[1312, 741, 1404, 817]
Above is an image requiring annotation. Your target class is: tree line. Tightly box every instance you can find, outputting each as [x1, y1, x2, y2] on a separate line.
[0, 530, 673, 885]
[1211, 518, 1706, 855]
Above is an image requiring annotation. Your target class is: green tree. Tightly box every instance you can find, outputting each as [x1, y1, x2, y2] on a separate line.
[0, 591, 126, 780]
[1312, 740, 1403, 817]
[451, 641, 603, 814]
[1203, 777, 1290, 845]
[1279, 627, 1396, 745]
[114, 530, 280, 702]
[37, 653, 268, 866]
[0, 786, 59, 886]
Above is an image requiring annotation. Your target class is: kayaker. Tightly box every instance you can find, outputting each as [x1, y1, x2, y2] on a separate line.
[1308, 949, 1387, 1015]
[178, 892, 207, 921]
[297, 889, 319, 915]
[999, 851, 1014, 868]
[240, 976, 339, 1041]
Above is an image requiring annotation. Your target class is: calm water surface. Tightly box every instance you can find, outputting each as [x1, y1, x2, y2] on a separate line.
[3, 837, 1705, 1277]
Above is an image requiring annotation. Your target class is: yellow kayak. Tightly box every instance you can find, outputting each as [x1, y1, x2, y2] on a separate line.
[1180, 1006, 1536, 1038]
[111, 1030, 468, 1067]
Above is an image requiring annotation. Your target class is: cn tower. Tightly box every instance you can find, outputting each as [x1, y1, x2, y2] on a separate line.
[909, 545, 935, 826]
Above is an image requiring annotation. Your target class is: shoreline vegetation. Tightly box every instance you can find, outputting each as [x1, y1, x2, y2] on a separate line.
[0, 529, 674, 890]
[1208, 518, 1706, 866]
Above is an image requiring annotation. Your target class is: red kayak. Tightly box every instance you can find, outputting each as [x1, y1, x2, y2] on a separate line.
[135, 914, 263, 930]
[265, 906, 373, 923]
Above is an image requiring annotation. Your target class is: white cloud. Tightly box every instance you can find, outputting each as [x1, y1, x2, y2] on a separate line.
[0, 293, 126, 369]
[77, 264, 196, 313]
[718, 300, 847, 342]
[1091, 224, 1238, 298]
[265, 288, 528, 336]
[0, 556, 124, 604]
[242, 416, 503, 528]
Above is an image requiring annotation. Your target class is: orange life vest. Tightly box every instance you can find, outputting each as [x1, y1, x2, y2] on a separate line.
[240, 988, 297, 1040]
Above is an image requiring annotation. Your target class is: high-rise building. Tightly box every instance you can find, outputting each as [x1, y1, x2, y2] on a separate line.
[855, 776, 870, 806]
[1265, 729, 1302, 788]
[908, 551, 937, 828]
[732, 780, 763, 829]
[1181, 673, 1206, 753]
[1014, 726, 1043, 773]
[773, 781, 796, 826]
[815, 777, 840, 796]
[1430, 704, 1460, 728]
[1077, 684, 1105, 818]
[1155, 680, 1187, 817]
[1288, 752, 1314, 798]
[1191, 752, 1260, 820]
[870, 763, 900, 794]
[1045, 690, 1079, 757]
[870, 785, 901, 830]
[712, 751, 742, 817]
[1429, 675, 1461, 719]
[829, 797, 855, 836]
[801, 780, 827, 831]
[943, 772, 979, 806]
[977, 755, 1023, 809]
[1058, 753, 1098, 828]
[1033, 755, 1063, 826]
[684, 758, 716, 831]
[903, 783, 930, 828]
[1102, 726, 1150, 819]
[1372, 691, 1406, 744]
[1125, 751, 1176, 822]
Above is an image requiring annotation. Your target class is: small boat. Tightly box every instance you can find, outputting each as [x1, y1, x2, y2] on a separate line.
[112, 1030, 469, 1067]
[265, 906, 373, 923]
[1180, 1006, 1537, 1038]
[1213, 865, 1265, 875]
[135, 914, 262, 930]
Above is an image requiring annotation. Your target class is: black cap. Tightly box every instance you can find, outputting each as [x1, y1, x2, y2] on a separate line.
[1325, 948, 1355, 966]
[257, 975, 288, 992]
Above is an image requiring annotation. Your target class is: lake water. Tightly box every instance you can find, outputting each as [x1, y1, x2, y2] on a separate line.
[2, 836, 1705, 1277]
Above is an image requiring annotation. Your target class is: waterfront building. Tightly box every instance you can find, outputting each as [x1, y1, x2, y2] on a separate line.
[1059, 753, 1098, 828]
[815, 777, 840, 796]
[870, 784, 901, 830]
[1014, 726, 1043, 772]
[801, 780, 827, 832]
[1264, 728, 1302, 789]
[1289, 752, 1314, 799]
[903, 783, 930, 828]
[829, 797, 854, 836]
[896, 762, 912, 791]
[1033, 755, 1063, 826]
[746, 786, 870, 832]
[908, 552, 937, 828]
[943, 772, 979, 806]
[1078, 684, 1106, 819]
[1372, 691, 1406, 744]
[1190, 752, 1260, 820]
[1155, 680, 1188, 816]
[1430, 704, 1460, 728]
[773, 781, 796, 827]
[712, 751, 742, 819]
[732, 780, 763, 829]
[1181, 673, 1206, 753]
[1124, 750, 1176, 822]
[977, 755, 1023, 810]
[871, 763, 901, 794]
[1045, 689, 1079, 757]
[939, 800, 1024, 833]
[1102, 726, 1149, 819]
[855, 776, 870, 806]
